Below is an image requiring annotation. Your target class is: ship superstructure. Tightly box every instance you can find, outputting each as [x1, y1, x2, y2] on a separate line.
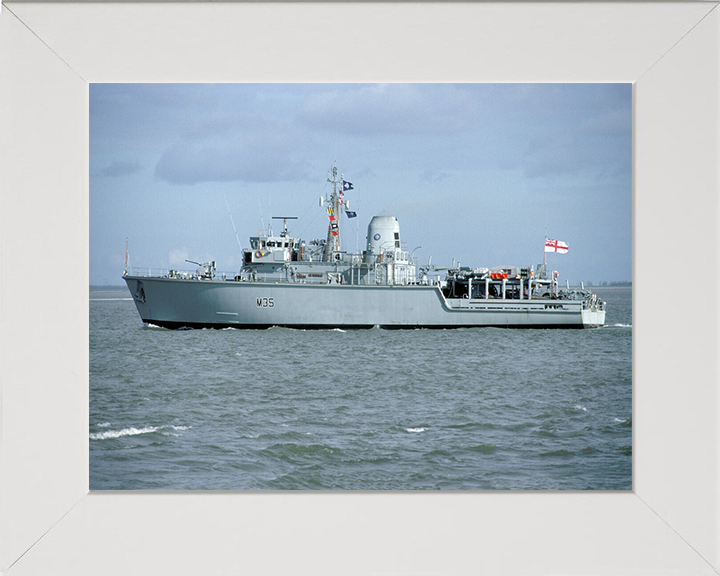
[236, 165, 417, 288]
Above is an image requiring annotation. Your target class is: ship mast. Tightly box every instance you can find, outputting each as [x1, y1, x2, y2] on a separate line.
[325, 164, 342, 261]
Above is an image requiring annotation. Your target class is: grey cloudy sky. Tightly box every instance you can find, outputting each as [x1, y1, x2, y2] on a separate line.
[90, 83, 631, 286]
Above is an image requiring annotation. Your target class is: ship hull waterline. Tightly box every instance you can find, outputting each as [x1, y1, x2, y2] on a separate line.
[123, 276, 605, 330]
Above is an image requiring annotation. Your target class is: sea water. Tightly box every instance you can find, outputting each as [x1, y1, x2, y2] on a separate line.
[89, 287, 632, 490]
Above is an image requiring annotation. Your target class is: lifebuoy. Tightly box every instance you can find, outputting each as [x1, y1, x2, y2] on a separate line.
[255, 250, 263, 258]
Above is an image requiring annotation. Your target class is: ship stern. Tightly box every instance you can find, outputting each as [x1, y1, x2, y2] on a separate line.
[581, 308, 606, 328]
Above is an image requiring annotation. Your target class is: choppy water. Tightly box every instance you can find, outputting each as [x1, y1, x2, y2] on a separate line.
[90, 286, 632, 490]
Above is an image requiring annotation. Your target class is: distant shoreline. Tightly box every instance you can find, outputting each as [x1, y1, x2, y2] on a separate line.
[90, 286, 128, 292]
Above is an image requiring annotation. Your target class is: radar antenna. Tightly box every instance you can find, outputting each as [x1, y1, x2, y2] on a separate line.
[271, 216, 298, 237]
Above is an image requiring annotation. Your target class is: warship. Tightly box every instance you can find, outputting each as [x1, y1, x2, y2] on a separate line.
[123, 165, 606, 329]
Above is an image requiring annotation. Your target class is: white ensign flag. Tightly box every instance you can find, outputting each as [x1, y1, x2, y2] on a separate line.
[545, 239, 569, 253]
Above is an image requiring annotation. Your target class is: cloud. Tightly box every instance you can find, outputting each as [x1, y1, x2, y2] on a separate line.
[298, 84, 477, 135]
[521, 128, 631, 180]
[122, 82, 631, 187]
[150, 91, 316, 186]
[96, 160, 142, 177]
[182, 110, 273, 141]
[482, 84, 631, 179]
[154, 137, 309, 185]
[420, 170, 451, 183]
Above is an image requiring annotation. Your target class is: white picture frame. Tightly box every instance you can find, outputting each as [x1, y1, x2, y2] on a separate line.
[1, 2, 718, 574]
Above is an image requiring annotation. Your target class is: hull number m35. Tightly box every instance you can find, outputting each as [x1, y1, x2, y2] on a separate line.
[256, 297, 275, 308]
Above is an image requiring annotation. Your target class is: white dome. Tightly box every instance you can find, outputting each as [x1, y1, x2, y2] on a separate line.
[367, 216, 400, 255]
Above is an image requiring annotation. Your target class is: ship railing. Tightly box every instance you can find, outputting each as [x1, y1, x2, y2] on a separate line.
[125, 267, 171, 278]
[124, 267, 238, 281]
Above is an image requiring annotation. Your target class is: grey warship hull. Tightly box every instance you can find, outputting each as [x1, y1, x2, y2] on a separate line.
[123, 164, 606, 329]
[124, 275, 605, 329]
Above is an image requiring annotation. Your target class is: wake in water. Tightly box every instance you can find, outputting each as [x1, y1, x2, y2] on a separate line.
[90, 424, 191, 440]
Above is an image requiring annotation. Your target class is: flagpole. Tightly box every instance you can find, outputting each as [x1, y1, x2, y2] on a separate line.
[543, 216, 547, 279]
